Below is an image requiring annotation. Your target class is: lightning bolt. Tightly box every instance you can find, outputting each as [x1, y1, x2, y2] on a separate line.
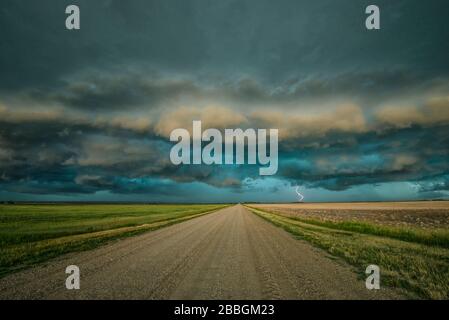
[295, 186, 304, 202]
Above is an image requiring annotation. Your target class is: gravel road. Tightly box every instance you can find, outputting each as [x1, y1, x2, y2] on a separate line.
[0, 205, 399, 299]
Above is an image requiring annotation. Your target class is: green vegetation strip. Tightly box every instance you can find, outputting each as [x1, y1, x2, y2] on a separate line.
[246, 206, 449, 300]
[265, 210, 449, 249]
[0, 204, 227, 278]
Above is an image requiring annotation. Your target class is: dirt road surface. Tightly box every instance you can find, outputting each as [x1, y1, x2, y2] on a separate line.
[0, 205, 399, 299]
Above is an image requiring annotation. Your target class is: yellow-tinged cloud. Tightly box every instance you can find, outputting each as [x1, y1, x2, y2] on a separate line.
[251, 103, 367, 139]
[0, 101, 154, 134]
[376, 96, 449, 128]
[155, 105, 247, 137]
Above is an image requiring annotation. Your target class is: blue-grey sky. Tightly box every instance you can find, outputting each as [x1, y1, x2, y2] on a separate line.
[1, 0, 448, 202]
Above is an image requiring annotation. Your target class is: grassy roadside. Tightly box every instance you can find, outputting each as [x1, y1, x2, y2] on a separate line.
[265, 213, 449, 248]
[0, 204, 227, 278]
[246, 206, 449, 299]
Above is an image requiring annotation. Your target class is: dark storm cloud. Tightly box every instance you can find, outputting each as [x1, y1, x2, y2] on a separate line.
[278, 124, 449, 191]
[15, 69, 447, 118]
[1, 0, 449, 199]
[38, 73, 200, 110]
[0, 0, 209, 91]
[0, 109, 246, 194]
[417, 176, 449, 193]
[1, 99, 448, 195]
[1, 0, 448, 92]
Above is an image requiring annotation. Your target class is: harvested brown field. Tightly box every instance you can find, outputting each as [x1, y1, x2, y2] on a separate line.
[250, 201, 449, 230]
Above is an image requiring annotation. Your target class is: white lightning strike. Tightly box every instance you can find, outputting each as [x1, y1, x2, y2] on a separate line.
[295, 186, 304, 202]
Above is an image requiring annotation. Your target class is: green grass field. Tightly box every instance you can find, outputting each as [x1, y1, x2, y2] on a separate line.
[246, 205, 449, 299]
[0, 204, 227, 277]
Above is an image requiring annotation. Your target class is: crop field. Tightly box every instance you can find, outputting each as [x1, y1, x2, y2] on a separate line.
[1, 202, 448, 299]
[0, 204, 227, 277]
[246, 202, 449, 299]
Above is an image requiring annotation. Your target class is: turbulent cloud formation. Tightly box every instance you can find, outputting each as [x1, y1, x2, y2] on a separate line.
[0, 0, 448, 201]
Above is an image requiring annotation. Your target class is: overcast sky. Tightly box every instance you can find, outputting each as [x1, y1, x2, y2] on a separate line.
[1, 0, 448, 202]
